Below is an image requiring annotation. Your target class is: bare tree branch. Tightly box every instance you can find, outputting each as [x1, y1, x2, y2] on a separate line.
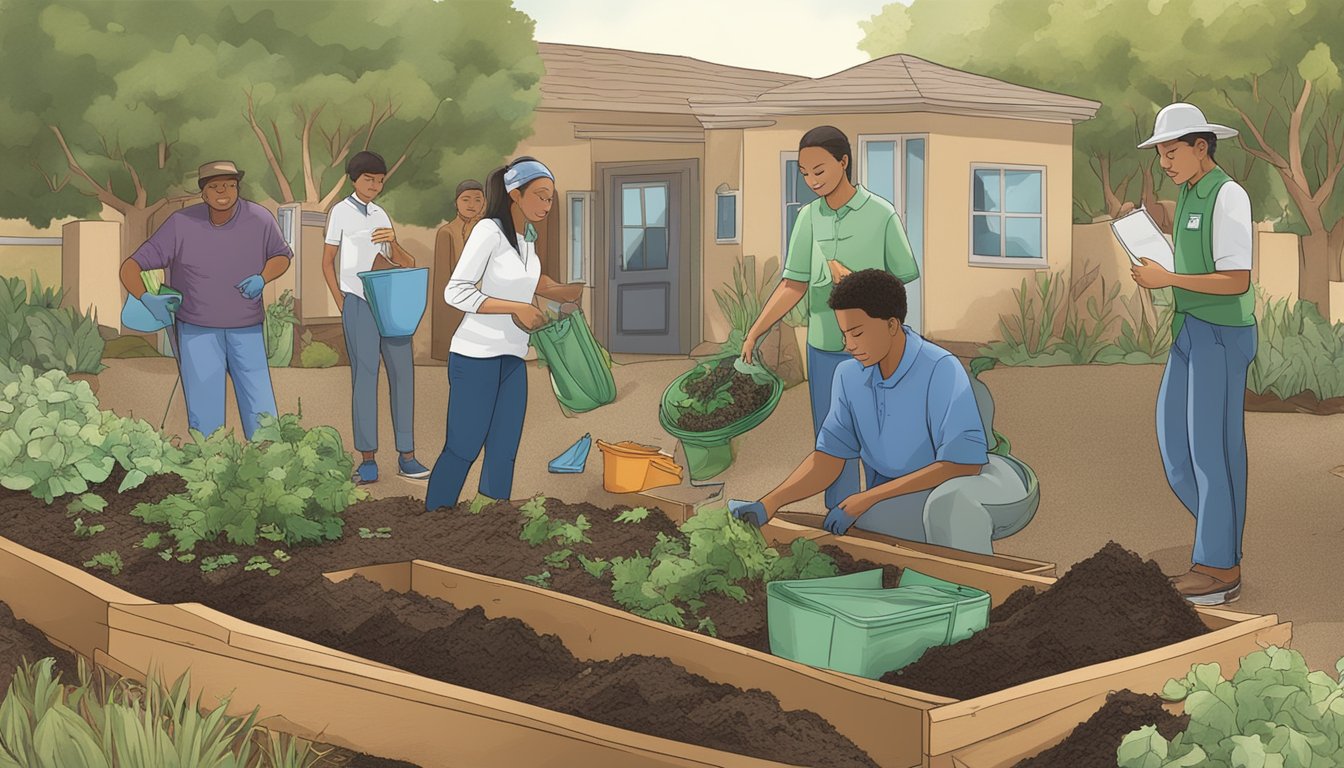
[244, 88, 295, 202]
[1288, 77, 1311, 190]
[47, 125, 123, 211]
[30, 160, 67, 193]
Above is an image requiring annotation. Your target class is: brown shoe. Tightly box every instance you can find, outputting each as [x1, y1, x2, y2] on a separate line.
[1171, 568, 1241, 606]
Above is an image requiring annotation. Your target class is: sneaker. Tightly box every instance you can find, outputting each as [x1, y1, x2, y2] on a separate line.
[1171, 568, 1241, 606]
[397, 456, 431, 480]
[354, 460, 379, 485]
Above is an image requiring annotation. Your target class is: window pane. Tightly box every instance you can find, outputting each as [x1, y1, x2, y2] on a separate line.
[622, 227, 644, 270]
[622, 187, 643, 227]
[973, 169, 1001, 213]
[904, 139, 925, 253]
[644, 184, 668, 227]
[1005, 217, 1042, 258]
[716, 194, 736, 240]
[865, 141, 897, 206]
[785, 202, 802, 246]
[785, 160, 799, 204]
[1004, 170, 1042, 214]
[972, 215, 1002, 257]
[569, 197, 584, 281]
[644, 227, 668, 270]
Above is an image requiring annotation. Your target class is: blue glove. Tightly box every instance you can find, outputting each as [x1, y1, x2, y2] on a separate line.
[140, 292, 181, 326]
[236, 274, 265, 300]
[823, 506, 859, 536]
[728, 499, 768, 527]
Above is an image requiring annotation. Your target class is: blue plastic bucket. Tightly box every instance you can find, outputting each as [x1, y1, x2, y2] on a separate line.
[120, 287, 182, 333]
[358, 267, 428, 338]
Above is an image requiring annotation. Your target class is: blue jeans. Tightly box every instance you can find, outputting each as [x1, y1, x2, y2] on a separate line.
[807, 345, 862, 508]
[176, 322, 277, 441]
[1157, 315, 1257, 569]
[342, 293, 414, 454]
[425, 353, 528, 510]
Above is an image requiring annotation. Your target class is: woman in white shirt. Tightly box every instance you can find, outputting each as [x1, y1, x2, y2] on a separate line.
[425, 157, 583, 511]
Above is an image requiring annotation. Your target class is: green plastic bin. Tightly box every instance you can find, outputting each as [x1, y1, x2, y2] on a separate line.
[766, 568, 990, 679]
[658, 353, 783, 483]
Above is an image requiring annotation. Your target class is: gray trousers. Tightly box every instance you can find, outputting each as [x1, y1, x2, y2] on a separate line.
[855, 455, 1035, 555]
[342, 293, 414, 454]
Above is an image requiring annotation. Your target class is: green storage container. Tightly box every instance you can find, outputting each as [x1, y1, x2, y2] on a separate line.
[766, 568, 989, 679]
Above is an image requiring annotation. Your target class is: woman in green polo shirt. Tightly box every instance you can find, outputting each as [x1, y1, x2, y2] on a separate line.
[742, 125, 920, 511]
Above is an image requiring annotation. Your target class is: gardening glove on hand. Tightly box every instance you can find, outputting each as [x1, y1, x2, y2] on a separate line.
[236, 274, 265, 300]
[728, 499, 768, 528]
[823, 506, 859, 536]
[140, 292, 181, 326]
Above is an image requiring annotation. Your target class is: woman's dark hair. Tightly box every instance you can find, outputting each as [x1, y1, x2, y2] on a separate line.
[1177, 132, 1217, 161]
[484, 156, 545, 253]
[799, 126, 853, 181]
[828, 268, 907, 321]
[346, 151, 388, 181]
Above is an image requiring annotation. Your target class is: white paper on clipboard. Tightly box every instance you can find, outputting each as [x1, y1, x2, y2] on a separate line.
[1110, 208, 1175, 272]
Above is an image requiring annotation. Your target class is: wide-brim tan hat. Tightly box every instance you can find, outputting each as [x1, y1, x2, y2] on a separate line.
[1138, 103, 1239, 148]
[196, 160, 245, 189]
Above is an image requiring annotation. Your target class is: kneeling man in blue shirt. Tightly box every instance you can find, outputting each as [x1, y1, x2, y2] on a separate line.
[732, 269, 1030, 554]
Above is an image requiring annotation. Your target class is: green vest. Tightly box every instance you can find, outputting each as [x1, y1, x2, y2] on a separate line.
[1171, 167, 1256, 337]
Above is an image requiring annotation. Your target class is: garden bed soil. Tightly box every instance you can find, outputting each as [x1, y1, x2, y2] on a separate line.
[0, 473, 876, 766]
[675, 358, 773, 432]
[1244, 388, 1344, 415]
[882, 543, 1210, 699]
[1011, 690, 1189, 768]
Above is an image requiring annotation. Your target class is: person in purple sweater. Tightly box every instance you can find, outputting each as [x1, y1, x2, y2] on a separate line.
[118, 160, 293, 441]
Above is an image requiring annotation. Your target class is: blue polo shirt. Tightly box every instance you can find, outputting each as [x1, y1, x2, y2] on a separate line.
[816, 329, 988, 481]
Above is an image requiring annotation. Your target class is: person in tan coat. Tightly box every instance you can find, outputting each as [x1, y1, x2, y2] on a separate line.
[432, 179, 486, 360]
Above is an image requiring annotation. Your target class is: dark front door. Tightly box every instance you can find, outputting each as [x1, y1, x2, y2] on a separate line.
[609, 175, 681, 354]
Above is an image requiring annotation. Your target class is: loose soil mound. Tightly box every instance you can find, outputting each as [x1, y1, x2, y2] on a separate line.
[0, 601, 77, 694]
[883, 542, 1210, 699]
[1012, 690, 1189, 768]
[1245, 388, 1344, 415]
[675, 359, 772, 432]
[988, 585, 1039, 624]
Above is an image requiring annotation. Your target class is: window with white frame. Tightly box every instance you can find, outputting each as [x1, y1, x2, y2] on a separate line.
[782, 154, 820, 255]
[566, 191, 593, 285]
[970, 165, 1046, 264]
[715, 185, 740, 244]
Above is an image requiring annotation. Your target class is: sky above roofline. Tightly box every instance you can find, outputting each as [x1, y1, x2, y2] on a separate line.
[514, 0, 907, 79]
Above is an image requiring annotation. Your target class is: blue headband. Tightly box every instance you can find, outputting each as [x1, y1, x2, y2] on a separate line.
[504, 160, 553, 192]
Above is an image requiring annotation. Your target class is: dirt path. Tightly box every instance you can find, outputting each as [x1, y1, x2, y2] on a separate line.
[93, 359, 1344, 671]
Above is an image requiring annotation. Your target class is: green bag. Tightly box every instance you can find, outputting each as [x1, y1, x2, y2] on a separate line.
[767, 568, 989, 679]
[529, 309, 616, 414]
[659, 353, 783, 482]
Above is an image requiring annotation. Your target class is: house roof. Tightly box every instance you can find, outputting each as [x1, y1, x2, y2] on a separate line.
[535, 42, 804, 116]
[536, 44, 1100, 128]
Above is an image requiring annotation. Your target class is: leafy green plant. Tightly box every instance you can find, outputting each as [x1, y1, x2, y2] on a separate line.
[997, 272, 1069, 359]
[140, 532, 163, 550]
[0, 275, 106, 376]
[578, 554, 610, 578]
[1056, 277, 1121, 364]
[606, 508, 838, 630]
[713, 256, 769, 348]
[72, 518, 105, 538]
[82, 551, 123, 576]
[358, 527, 392, 539]
[0, 365, 179, 503]
[1119, 646, 1344, 768]
[66, 492, 106, 517]
[297, 330, 339, 369]
[129, 411, 365, 554]
[615, 506, 652, 524]
[264, 289, 298, 368]
[245, 556, 280, 576]
[543, 548, 574, 570]
[0, 656, 322, 767]
[518, 495, 592, 548]
[1113, 287, 1175, 362]
[468, 494, 496, 515]
[1248, 291, 1344, 401]
[200, 554, 240, 573]
[523, 571, 552, 589]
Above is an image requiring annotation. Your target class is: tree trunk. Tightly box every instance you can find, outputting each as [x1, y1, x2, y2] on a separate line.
[1300, 230, 1332, 319]
[1139, 162, 1176, 234]
[119, 206, 158, 265]
[1330, 220, 1344, 284]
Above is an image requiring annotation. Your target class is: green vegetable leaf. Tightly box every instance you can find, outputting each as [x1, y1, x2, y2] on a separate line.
[1117, 726, 1169, 768]
[65, 492, 107, 517]
[578, 554, 610, 579]
[615, 506, 651, 524]
[544, 549, 574, 570]
[523, 571, 552, 589]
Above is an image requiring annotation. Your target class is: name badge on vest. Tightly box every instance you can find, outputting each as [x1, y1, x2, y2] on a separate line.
[1185, 213, 1203, 230]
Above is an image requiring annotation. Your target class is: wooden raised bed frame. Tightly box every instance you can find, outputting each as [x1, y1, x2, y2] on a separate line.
[330, 518, 1291, 768]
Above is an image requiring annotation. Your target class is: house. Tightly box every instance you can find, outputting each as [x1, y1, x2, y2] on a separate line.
[495, 42, 1100, 357]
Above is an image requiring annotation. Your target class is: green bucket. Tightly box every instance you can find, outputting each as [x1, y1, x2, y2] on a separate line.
[658, 353, 783, 483]
[766, 568, 989, 679]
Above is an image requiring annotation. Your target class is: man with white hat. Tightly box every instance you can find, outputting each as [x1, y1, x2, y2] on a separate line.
[1130, 103, 1257, 606]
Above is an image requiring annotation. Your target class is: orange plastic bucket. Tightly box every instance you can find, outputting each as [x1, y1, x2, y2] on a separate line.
[595, 440, 684, 494]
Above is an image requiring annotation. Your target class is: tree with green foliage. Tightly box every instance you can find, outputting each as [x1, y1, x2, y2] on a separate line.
[0, 0, 541, 262]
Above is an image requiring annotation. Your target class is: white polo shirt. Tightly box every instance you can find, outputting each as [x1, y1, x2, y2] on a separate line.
[445, 218, 541, 360]
[1211, 182, 1253, 272]
[324, 195, 393, 300]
